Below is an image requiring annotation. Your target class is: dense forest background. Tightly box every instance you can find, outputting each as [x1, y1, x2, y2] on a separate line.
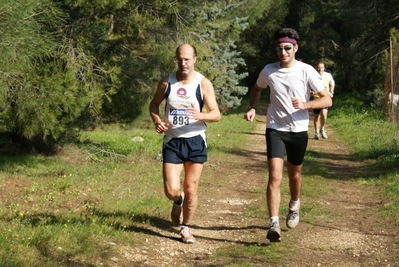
[1, 0, 399, 145]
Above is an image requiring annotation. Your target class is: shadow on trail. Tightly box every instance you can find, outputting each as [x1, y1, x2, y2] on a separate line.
[304, 150, 366, 180]
[304, 147, 399, 180]
[191, 224, 268, 232]
[125, 212, 273, 246]
[81, 210, 273, 246]
[128, 213, 285, 248]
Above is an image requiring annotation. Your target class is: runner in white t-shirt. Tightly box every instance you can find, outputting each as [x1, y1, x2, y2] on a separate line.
[244, 28, 332, 242]
[312, 62, 336, 139]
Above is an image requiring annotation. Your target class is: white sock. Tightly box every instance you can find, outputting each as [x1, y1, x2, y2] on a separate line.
[270, 216, 279, 225]
[289, 199, 300, 210]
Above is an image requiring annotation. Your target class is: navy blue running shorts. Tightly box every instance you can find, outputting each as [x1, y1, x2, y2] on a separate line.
[162, 135, 207, 164]
[266, 128, 308, 166]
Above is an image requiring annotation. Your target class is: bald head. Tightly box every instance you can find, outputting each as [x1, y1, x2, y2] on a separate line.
[176, 44, 197, 58]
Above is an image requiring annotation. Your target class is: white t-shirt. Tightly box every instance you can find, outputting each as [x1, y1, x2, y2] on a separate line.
[163, 72, 207, 144]
[256, 60, 325, 132]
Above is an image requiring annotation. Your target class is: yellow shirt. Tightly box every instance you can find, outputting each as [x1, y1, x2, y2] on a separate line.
[313, 72, 334, 99]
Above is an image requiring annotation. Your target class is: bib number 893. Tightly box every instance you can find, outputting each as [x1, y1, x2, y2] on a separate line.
[173, 116, 189, 125]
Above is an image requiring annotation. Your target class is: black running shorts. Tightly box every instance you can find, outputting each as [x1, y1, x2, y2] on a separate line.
[313, 108, 322, 114]
[313, 107, 329, 114]
[266, 128, 308, 166]
[163, 135, 207, 164]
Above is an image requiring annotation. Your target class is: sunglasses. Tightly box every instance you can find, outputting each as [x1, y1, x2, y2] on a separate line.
[275, 45, 295, 52]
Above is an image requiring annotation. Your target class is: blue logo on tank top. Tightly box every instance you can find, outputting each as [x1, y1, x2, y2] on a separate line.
[169, 108, 187, 116]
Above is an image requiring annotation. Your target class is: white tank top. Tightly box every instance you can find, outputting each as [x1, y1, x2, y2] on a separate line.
[163, 72, 207, 144]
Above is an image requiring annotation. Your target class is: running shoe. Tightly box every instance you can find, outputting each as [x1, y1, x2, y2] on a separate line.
[171, 193, 184, 226]
[180, 225, 196, 243]
[314, 133, 320, 140]
[286, 210, 299, 229]
[320, 129, 328, 139]
[266, 221, 281, 242]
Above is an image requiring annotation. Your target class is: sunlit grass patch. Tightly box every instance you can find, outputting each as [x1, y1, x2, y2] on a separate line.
[329, 94, 399, 224]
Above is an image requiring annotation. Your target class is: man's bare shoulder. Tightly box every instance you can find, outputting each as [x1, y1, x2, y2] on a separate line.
[200, 76, 214, 91]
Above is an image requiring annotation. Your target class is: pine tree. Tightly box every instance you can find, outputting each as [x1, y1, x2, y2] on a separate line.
[0, 0, 116, 144]
[177, 2, 250, 110]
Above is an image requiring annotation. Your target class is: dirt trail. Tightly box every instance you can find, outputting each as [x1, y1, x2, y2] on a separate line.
[127, 114, 399, 267]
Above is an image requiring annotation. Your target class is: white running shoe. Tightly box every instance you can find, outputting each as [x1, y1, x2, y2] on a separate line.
[180, 225, 195, 243]
[266, 221, 281, 242]
[286, 210, 299, 229]
[320, 129, 328, 139]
